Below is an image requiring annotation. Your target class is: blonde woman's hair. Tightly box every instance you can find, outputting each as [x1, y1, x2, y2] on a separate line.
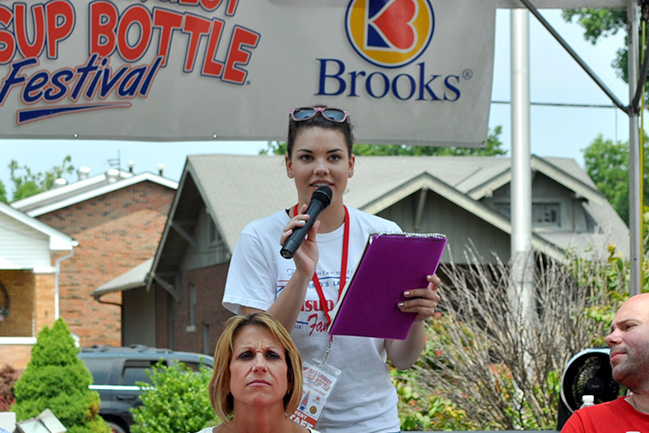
[209, 312, 303, 422]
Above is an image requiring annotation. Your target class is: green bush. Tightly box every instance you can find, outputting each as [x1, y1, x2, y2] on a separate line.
[392, 366, 476, 431]
[11, 318, 109, 433]
[130, 360, 218, 433]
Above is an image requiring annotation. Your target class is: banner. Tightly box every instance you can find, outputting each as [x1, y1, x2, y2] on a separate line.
[497, 0, 626, 7]
[0, 0, 497, 147]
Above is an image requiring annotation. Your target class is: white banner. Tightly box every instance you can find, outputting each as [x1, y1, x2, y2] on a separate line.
[497, 0, 626, 7]
[0, 0, 497, 147]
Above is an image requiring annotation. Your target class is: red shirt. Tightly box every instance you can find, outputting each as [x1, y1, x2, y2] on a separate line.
[562, 396, 649, 433]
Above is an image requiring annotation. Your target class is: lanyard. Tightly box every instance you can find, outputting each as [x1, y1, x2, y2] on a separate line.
[293, 204, 350, 325]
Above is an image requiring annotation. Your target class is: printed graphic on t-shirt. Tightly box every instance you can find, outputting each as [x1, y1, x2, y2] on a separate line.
[277, 268, 350, 336]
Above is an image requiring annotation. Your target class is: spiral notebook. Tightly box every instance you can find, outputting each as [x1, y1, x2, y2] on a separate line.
[328, 232, 447, 340]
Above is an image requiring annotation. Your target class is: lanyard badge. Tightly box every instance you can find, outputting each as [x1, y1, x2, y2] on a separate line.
[290, 349, 341, 429]
[289, 206, 349, 428]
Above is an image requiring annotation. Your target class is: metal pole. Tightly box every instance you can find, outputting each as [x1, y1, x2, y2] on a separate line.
[511, 9, 534, 308]
[628, 0, 642, 296]
[517, 0, 628, 114]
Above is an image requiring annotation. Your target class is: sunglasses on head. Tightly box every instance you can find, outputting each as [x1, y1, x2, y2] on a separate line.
[290, 106, 350, 123]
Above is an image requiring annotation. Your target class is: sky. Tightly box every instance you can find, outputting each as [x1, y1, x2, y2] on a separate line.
[0, 8, 631, 194]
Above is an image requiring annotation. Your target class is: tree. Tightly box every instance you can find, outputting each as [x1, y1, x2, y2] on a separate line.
[261, 126, 506, 156]
[561, 8, 633, 91]
[1, 155, 74, 203]
[561, 9, 649, 224]
[11, 319, 110, 433]
[582, 133, 649, 225]
[583, 134, 631, 224]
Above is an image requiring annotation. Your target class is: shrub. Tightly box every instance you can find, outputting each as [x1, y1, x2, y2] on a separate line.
[0, 363, 19, 411]
[130, 360, 218, 433]
[11, 319, 110, 433]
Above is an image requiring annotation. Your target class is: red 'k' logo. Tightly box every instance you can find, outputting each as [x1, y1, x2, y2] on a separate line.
[369, 0, 417, 51]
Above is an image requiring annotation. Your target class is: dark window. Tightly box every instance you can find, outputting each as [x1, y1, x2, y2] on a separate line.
[189, 283, 196, 327]
[532, 203, 560, 226]
[82, 358, 114, 385]
[493, 203, 560, 227]
[122, 360, 165, 385]
[209, 218, 218, 243]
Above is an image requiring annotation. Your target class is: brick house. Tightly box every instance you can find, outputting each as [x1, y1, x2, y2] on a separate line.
[0, 201, 76, 371]
[10, 167, 177, 351]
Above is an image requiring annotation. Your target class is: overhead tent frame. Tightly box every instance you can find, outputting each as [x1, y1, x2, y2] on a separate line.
[0, 0, 640, 291]
[499, 0, 644, 296]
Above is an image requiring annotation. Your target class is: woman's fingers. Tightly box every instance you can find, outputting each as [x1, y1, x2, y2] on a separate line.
[397, 274, 441, 321]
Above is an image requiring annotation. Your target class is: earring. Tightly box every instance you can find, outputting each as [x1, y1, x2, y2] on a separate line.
[348, 172, 353, 178]
[288, 172, 294, 179]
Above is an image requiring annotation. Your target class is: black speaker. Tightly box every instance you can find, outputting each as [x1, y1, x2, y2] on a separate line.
[557, 347, 626, 430]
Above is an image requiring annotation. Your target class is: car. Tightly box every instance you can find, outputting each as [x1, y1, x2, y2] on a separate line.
[78, 345, 214, 433]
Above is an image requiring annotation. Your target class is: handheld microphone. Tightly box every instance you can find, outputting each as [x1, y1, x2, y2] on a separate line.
[280, 185, 333, 259]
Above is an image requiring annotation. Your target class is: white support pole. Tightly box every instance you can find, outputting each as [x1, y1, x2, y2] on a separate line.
[628, 0, 641, 296]
[511, 9, 534, 310]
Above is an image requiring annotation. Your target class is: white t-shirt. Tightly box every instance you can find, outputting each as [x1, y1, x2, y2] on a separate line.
[223, 207, 402, 433]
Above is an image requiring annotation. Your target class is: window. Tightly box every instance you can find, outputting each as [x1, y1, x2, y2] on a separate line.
[187, 283, 196, 332]
[533, 203, 560, 226]
[81, 358, 114, 385]
[203, 323, 210, 355]
[493, 203, 560, 227]
[208, 218, 228, 262]
[122, 360, 162, 385]
[209, 218, 218, 243]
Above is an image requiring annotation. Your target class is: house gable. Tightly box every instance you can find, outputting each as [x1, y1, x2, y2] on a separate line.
[154, 154, 624, 266]
[12, 172, 177, 350]
[0, 202, 75, 270]
[482, 173, 592, 233]
[12, 171, 178, 217]
[139, 153, 628, 356]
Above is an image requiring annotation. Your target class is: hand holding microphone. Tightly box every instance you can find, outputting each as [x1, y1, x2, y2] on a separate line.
[280, 186, 333, 259]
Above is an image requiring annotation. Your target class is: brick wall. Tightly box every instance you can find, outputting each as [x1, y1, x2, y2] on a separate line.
[37, 181, 174, 347]
[33, 273, 56, 333]
[0, 345, 32, 373]
[0, 270, 36, 337]
[154, 262, 233, 354]
[0, 270, 58, 371]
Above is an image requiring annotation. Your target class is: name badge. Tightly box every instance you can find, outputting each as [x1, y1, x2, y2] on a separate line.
[290, 358, 341, 429]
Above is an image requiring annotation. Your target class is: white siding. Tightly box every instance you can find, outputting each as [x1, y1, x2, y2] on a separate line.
[0, 213, 52, 269]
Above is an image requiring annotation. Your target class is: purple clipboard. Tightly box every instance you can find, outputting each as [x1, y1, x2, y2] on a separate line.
[328, 232, 447, 340]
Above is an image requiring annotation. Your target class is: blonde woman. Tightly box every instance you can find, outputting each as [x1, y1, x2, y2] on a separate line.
[197, 312, 319, 433]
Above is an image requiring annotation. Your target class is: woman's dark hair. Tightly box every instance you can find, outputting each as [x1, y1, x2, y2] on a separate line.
[287, 105, 354, 157]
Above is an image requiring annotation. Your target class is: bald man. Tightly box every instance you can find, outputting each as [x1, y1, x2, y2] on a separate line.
[561, 293, 649, 432]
